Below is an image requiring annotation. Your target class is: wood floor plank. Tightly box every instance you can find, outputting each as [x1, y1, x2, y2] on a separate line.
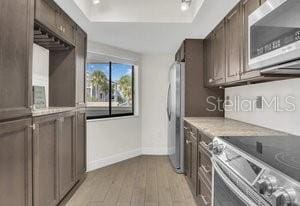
[144, 156, 158, 206]
[131, 156, 147, 206]
[117, 157, 139, 206]
[66, 156, 199, 206]
[156, 157, 172, 206]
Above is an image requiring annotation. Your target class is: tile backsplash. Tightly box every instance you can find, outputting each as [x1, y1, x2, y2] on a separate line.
[225, 78, 300, 135]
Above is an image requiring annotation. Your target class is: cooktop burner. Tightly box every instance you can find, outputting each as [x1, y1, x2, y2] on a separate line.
[220, 135, 300, 182]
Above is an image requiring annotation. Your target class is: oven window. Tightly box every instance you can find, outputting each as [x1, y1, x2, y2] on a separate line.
[214, 172, 247, 206]
[250, 0, 300, 59]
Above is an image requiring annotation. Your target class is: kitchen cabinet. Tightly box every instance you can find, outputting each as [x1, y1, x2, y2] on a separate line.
[212, 21, 226, 85]
[75, 27, 87, 107]
[35, 0, 58, 32]
[0, 119, 32, 206]
[204, 34, 215, 87]
[35, 0, 76, 45]
[184, 123, 198, 195]
[75, 109, 87, 180]
[0, 0, 33, 121]
[59, 112, 76, 199]
[55, 12, 76, 45]
[241, 0, 261, 80]
[225, 5, 242, 82]
[33, 111, 77, 206]
[33, 114, 60, 206]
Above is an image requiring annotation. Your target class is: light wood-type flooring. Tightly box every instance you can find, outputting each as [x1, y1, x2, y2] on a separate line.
[66, 156, 198, 206]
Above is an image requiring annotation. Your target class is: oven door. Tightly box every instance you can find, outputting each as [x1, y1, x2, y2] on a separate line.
[212, 158, 261, 206]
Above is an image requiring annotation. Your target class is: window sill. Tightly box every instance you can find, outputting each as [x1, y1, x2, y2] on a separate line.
[87, 115, 140, 123]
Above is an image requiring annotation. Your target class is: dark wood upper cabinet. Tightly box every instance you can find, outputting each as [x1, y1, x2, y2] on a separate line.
[212, 21, 226, 85]
[35, 0, 57, 31]
[33, 115, 60, 206]
[75, 27, 87, 107]
[226, 5, 242, 83]
[59, 112, 76, 199]
[0, 119, 32, 206]
[241, 0, 261, 80]
[204, 34, 215, 87]
[35, 0, 76, 45]
[75, 109, 87, 180]
[0, 0, 33, 121]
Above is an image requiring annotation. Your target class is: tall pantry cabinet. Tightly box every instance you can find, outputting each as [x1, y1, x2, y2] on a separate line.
[0, 0, 87, 205]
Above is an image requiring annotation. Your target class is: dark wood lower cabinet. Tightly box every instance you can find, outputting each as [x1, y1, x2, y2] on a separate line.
[59, 112, 76, 199]
[33, 111, 79, 206]
[184, 123, 198, 196]
[33, 114, 60, 206]
[75, 109, 86, 180]
[0, 118, 32, 206]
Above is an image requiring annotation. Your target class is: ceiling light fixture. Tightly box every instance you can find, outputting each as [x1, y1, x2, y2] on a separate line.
[92, 0, 100, 5]
[181, 0, 192, 11]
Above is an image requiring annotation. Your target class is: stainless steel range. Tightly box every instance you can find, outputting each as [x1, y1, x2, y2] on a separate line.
[210, 136, 300, 206]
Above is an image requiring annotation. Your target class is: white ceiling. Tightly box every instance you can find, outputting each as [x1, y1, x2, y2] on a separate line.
[54, 0, 239, 54]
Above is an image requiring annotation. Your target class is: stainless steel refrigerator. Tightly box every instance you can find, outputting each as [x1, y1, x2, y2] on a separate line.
[167, 62, 185, 173]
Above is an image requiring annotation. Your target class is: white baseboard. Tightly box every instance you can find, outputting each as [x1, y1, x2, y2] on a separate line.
[87, 147, 169, 172]
[87, 148, 142, 172]
[141, 147, 169, 155]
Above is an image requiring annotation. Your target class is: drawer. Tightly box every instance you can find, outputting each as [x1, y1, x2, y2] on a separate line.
[197, 170, 212, 206]
[199, 143, 212, 184]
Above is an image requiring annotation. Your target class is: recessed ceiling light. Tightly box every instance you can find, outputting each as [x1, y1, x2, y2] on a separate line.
[181, 0, 192, 11]
[93, 0, 100, 5]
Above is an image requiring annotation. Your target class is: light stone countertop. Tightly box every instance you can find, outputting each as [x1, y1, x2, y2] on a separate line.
[184, 117, 288, 139]
[31, 107, 76, 117]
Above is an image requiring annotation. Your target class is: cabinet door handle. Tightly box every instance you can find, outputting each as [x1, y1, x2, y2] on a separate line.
[186, 140, 192, 144]
[208, 78, 213, 83]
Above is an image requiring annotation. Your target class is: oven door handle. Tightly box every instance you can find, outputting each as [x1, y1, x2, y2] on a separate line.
[212, 158, 258, 206]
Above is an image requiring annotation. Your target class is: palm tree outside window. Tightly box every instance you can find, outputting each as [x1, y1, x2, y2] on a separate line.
[86, 62, 134, 119]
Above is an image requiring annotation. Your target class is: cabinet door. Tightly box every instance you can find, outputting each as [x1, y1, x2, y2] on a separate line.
[0, 0, 32, 120]
[59, 113, 76, 199]
[0, 119, 32, 206]
[190, 133, 198, 195]
[33, 116, 60, 206]
[184, 128, 191, 178]
[226, 5, 242, 83]
[213, 21, 226, 85]
[75, 28, 87, 106]
[35, 0, 57, 31]
[56, 12, 75, 45]
[241, 0, 261, 79]
[204, 34, 215, 87]
[75, 110, 86, 180]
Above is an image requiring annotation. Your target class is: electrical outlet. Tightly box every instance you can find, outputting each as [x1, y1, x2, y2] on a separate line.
[256, 96, 263, 109]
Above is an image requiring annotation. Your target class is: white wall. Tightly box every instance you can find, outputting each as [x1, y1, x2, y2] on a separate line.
[225, 79, 300, 135]
[140, 54, 174, 154]
[87, 117, 141, 171]
[86, 41, 142, 171]
[32, 44, 49, 107]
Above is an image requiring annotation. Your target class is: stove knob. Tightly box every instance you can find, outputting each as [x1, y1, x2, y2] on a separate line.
[255, 176, 278, 195]
[270, 188, 296, 206]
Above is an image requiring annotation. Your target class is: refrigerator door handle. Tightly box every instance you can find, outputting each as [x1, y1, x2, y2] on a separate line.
[167, 84, 171, 121]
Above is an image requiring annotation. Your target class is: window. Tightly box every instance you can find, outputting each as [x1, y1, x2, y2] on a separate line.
[86, 62, 134, 119]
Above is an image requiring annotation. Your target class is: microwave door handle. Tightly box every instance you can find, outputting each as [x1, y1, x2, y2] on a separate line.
[212, 158, 257, 206]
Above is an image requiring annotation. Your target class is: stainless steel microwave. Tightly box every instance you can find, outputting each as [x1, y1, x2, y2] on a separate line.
[248, 0, 300, 74]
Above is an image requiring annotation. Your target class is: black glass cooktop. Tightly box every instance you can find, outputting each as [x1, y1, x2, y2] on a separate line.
[220, 136, 300, 182]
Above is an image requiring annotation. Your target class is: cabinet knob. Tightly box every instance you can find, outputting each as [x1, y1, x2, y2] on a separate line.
[208, 78, 213, 83]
